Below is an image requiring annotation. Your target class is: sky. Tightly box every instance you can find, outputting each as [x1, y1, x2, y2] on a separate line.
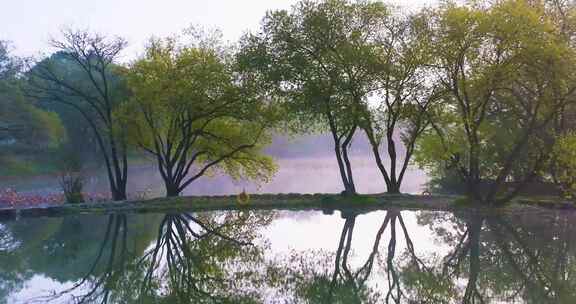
[1, 0, 435, 61]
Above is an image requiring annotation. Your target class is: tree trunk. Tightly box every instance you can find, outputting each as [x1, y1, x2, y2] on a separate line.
[387, 183, 401, 194]
[165, 182, 181, 197]
[364, 127, 404, 194]
[463, 216, 483, 302]
[166, 184, 180, 197]
[107, 167, 127, 201]
[341, 127, 357, 195]
[111, 188, 127, 201]
[327, 123, 357, 195]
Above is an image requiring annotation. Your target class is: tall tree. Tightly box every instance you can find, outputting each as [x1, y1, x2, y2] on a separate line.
[27, 29, 130, 200]
[237, 0, 365, 195]
[122, 37, 277, 197]
[360, 14, 441, 194]
[296, 0, 441, 194]
[240, 0, 440, 194]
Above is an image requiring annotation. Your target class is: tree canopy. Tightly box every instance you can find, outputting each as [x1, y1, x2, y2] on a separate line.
[414, 0, 576, 203]
[122, 36, 277, 196]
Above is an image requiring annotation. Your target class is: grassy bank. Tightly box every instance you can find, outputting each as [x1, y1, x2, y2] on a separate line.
[1, 192, 573, 221]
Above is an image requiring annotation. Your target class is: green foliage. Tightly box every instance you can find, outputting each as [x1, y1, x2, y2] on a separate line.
[237, 0, 386, 134]
[551, 132, 576, 198]
[413, 0, 576, 201]
[0, 82, 65, 147]
[0, 42, 66, 173]
[122, 37, 277, 195]
[2, 0, 576, 202]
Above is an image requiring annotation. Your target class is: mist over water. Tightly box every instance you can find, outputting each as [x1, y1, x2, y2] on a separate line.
[0, 134, 427, 197]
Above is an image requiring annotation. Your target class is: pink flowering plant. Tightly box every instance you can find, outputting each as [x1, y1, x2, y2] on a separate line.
[0, 188, 109, 208]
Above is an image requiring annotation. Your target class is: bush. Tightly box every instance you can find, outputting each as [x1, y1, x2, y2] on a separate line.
[57, 144, 85, 204]
[59, 172, 84, 204]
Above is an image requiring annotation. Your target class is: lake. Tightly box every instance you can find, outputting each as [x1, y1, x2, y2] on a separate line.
[1, 206, 574, 303]
[0, 134, 427, 200]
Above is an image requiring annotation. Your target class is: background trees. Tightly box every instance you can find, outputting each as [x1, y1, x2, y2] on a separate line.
[551, 132, 576, 197]
[0, 41, 64, 175]
[123, 37, 277, 197]
[31, 52, 103, 165]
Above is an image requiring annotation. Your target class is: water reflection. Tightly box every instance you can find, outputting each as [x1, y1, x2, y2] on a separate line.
[136, 212, 273, 303]
[1, 208, 575, 303]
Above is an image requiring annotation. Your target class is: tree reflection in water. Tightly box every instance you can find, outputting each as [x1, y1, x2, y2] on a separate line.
[136, 211, 273, 303]
[1, 208, 576, 303]
[272, 210, 576, 304]
[329, 209, 427, 303]
[404, 210, 576, 304]
[24, 211, 274, 304]
[31, 214, 134, 303]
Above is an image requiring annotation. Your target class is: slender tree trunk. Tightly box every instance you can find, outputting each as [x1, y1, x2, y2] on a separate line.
[341, 126, 357, 194]
[108, 151, 128, 200]
[364, 126, 404, 194]
[326, 110, 357, 195]
[386, 130, 401, 194]
[333, 138, 353, 193]
[95, 130, 127, 201]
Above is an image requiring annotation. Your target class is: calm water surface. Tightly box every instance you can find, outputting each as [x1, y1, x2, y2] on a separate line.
[1, 207, 574, 303]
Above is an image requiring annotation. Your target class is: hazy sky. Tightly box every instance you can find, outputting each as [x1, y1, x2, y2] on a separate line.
[1, 0, 434, 60]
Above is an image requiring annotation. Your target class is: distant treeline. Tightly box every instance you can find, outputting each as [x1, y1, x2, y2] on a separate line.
[1, 0, 576, 204]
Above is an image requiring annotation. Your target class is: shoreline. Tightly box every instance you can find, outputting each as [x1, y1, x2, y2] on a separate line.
[1, 193, 574, 221]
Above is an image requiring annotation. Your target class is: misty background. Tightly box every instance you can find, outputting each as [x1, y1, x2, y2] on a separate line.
[0, 133, 427, 197]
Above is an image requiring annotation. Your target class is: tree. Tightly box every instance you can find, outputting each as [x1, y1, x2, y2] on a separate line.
[0, 41, 23, 80]
[0, 83, 63, 149]
[317, 3, 440, 194]
[415, 0, 576, 203]
[240, 0, 441, 194]
[237, 0, 366, 195]
[122, 37, 277, 197]
[27, 29, 131, 200]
